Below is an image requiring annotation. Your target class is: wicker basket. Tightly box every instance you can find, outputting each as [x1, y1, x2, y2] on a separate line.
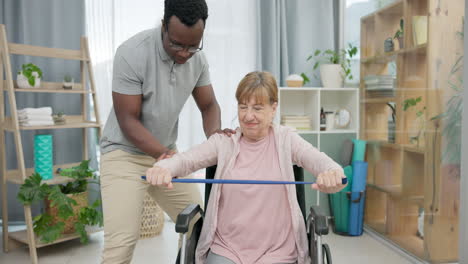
[45, 191, 88, 234]
[139, 193, 165, 239]
[286, 79, 304, 87]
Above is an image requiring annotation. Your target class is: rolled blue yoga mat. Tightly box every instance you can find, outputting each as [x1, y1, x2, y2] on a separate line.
[348, 191, 366, 236]
[348, 161, 368, 236]
[351, 161, 368, 192]
[140, 176, 348, 185]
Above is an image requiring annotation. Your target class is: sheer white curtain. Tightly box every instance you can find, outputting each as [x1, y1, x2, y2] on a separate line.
[178, 0, 258, 151]
[85, 0, 257, 152]
[85, 0, 164, 124]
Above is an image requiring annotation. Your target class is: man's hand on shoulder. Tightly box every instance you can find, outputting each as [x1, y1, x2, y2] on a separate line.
[211, 128, 236, 137]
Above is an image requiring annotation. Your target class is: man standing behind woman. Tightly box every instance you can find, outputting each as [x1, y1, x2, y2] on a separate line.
[99, 0, 234, 263]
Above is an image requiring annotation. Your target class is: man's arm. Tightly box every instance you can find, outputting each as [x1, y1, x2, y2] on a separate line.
[113, 92, 170, 159]
[192, 84, 223, 137]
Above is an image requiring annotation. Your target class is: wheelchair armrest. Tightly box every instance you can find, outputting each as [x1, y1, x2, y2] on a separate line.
[309, 206, 329, 236]
[176, 204, 203, 234]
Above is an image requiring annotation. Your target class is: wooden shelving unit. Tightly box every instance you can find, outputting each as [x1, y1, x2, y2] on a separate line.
[360, 1, 463, 262]
[0, 24, 102, 264]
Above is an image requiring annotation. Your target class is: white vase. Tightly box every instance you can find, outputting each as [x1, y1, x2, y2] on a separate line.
[325, 112, 335, 131]
[319, 64, 344, 88]
[17, 72, 41, 88]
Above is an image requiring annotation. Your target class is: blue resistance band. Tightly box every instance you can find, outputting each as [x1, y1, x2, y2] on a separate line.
[140, 176, 347, 185]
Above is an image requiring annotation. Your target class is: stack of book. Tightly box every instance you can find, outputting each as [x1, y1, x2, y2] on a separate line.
[281, 115, 312, 131]
[364, 75, 396, 97]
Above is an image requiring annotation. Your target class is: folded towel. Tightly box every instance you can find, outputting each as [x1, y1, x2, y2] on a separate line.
[19, 120, 55, 126]
[18, 107, 52, 116]
[18, 114, 53, 121]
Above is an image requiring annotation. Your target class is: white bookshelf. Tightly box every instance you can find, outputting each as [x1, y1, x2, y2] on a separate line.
[278, 86, 360, 213]
[277, 87, 360, 149]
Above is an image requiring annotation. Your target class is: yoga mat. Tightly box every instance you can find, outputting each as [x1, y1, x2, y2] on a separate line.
[351, 139, 367, 162]
[34, 134, 53, 180]
[330, 165, 353, 234]
[348, 191, 365, 236]
[348, 161, 368, 236]
[351, 161, 368, 192]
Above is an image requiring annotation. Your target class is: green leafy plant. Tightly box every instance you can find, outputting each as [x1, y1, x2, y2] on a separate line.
[431, 17, 464, 164]
[17, 160, 102, 244]
[52, 111, 66, 125]
[63, 75, 72, 83]
[403, 96, 426, 147]
[394, 18, 404, 40]
[62, 75, 73, 89]
[301, 43, 358, 85]
[18, 63, 43, 86]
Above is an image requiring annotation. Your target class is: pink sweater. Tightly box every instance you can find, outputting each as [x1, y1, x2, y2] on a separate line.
[211, 128, 297, 264]
[156, 124, 342, 264]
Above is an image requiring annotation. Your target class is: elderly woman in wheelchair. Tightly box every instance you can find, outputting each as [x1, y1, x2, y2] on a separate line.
[145, 71, 346, 264]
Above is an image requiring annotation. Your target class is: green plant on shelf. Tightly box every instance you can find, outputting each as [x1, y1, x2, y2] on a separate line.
[393, 18, 404, 49]
[301, 43, 358, 85]
[431, 17, 464, 165]
[52, 111, 66, 125]
[403, 96, 426, 147]
[18, 63, 43, 87]
[64, 75, 72, 83]
[394, 18, 404, 40]
[17, 160, 102, 244]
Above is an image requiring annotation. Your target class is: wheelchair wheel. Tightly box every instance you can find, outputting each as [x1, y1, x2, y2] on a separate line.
[322, 244, 332, 264]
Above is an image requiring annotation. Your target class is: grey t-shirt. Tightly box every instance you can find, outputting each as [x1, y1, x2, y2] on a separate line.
[100, 26, 211, 155]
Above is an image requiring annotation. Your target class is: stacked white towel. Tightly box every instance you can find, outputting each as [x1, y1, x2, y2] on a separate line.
[18, 107, 54, 126]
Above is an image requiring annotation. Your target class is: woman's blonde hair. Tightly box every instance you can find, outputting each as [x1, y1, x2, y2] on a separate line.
[235, 71, 278, 105]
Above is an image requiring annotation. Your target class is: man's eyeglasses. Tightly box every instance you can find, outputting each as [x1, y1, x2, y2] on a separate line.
[165, 29, 203, 53]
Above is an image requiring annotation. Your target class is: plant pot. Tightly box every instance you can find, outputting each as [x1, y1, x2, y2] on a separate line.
[62, 82, 73, 90]
[397, 36, 404, 49]
[384, 37, 395, 52]
[388, 120, 396, 143]
[319, 64, 344, 88]
[45, 191, 88, 234]
[17, 72, 41, 88]
[285, 79, 303, 87]
[53, 114, 66, 125]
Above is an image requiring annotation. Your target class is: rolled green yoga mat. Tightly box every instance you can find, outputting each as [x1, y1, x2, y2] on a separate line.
[330, 165, 353, 234]
[34, 134, 53, 180]
[351, 139, 367, 162]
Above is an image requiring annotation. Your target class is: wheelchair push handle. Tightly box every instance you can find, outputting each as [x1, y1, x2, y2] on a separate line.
[140, 176, 347, 185]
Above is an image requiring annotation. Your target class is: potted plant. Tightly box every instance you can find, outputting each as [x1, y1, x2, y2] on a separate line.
[403, 96, 426, 147]
[62, 75, 74, 90]
[52, 111, 66, 125]
[394, 18, 404, 49]
[431, 18, 463, 168]
[17, 160, 102, 244]
[301, 43, 358, 88]
[17, 63, 43, 89]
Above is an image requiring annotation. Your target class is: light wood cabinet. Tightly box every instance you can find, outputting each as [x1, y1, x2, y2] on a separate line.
[360, 0, 463, 262]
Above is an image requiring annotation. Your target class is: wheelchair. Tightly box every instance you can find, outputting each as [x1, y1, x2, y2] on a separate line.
[175, 166, 332, 264]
